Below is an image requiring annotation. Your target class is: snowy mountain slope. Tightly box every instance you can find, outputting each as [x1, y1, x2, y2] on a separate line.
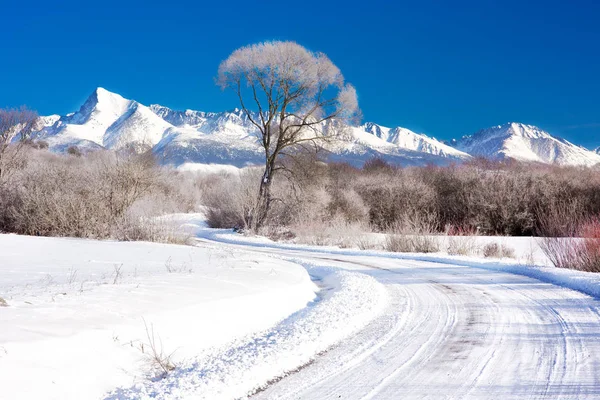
[30, 88, 599, 167]
[35, 114, 60, 129]
[147, 104, 470, 166]
[362, 122, 468, 158]
[152, 127, 265, 167]
[33, 88, 172, 151]
[456, 122, 600, 166]
[30, 88, 468, 167]
[148, 107, 266, 167]
[150, 116, 469, 168]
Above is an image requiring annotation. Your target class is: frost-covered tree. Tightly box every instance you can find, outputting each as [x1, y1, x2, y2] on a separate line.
[217, 41, 359, 230]
[0, 107, 38, 184]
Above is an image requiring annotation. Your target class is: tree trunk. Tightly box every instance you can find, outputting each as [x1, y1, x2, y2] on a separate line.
[250, 162, 274, 231]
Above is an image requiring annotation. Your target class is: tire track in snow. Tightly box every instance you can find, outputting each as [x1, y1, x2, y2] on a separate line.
[246, 250, 600, 400]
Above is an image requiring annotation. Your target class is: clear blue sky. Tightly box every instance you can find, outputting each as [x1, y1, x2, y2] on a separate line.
[2, 0, 599, 148]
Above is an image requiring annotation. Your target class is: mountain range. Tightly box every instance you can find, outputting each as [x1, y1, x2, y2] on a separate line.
[31, 88, 600, 168]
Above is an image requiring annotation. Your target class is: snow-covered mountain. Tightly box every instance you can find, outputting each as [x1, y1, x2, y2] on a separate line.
[362, 122, 466, 159]
[33, 88, 470, 167]
[31, 88, 600, 168]
[34, 88, 172, 152]
[455, 122, 600, 166]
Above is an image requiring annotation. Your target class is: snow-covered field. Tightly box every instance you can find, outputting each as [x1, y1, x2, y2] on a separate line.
[2, 235, 314, 399]
[3, 215, 600, 399]
[0, 232, 385, 399]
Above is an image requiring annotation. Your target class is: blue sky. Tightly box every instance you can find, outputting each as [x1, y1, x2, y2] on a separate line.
[1, 0, 599, 148]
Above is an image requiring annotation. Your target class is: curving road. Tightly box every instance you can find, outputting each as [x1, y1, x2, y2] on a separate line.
[204, 240, 600, 400]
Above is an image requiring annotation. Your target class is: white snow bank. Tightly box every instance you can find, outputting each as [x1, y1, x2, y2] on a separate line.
[0, 234, 318, 400]
[195, 227, 600, 301]
[107, 261, 388, 400]
[177, 162, 244, 174]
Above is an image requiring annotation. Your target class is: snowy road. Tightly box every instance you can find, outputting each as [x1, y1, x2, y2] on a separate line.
[203, 239, 600, 400]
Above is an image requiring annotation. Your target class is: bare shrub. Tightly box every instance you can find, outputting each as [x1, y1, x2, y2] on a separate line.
[384, 234, 440, 254]
[523, 242, 537, 266]
[323, 219, 369, 249]
[164, 256, 192, 274]
[291, 216, 368, 248]
[202, 168, 262, 230]
[112, 264, 123, 284]
[201, 161, 333, 234]
[1, 154, 109, 237]
[164, 257, 175, 273]
[114, 217, 190, 244]
[540, 218, 600, 272]
[284, 167, 373, 248]
[482, 243, 500, 258]
[142, 319, 176, 378]
[447, 236, 479, 256]
[354, 235, 379, 250]
[128, 169, 201, 218]
[95, 152, 160, 225]
[446, 225, 479, 256]
[198, 157, 600, 254]
[535, 199, 600, 271]
[482, 242, 515, 258]
[578, 220, 600, 272]
[0, 150, 195, 242]
[362, 157, 397, 174]
[326, 188, 369, 223]
[0, 107, 38, 185]
[502, 244, 516, 259]
[67, 268, 78, 285]
[539, 237, 577, 269]
[384, 234, 415, 253]
[66, 145, 82, 157]
[384, 214, 440, 253]
[357, 171, 437, 231]
[536, 198, 584, 238]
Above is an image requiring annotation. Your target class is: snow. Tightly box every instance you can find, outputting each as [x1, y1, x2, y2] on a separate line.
[33, 88, 469, 168]
[4, 213, 600, 399]
[187, 222, 600, 399]
[33, 88, 172, 151]
[361, 122, 470, 158]
[0, 234, 320, 399]
[34, 88, 600, 167]
[456, 122, 600, 166]
[0, 228, 387, 400]
[252, 252, 600, 399]
[31, 89, 600, 167]
[109, 262, 387, 399]
[191, 221, 600, 302]
[176, 162, 243, 174]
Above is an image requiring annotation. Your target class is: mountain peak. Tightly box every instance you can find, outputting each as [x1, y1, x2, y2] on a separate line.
[456, 122, 600, 166]
[95, 86, 111, 95]
[502, 122, 550, 139]
[93, 87, 127, 104]
[78, 87, 129, 115]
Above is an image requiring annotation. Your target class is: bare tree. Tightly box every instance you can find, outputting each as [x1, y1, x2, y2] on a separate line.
[217, 41, 359, 230]
[0, 107, 38, 184]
